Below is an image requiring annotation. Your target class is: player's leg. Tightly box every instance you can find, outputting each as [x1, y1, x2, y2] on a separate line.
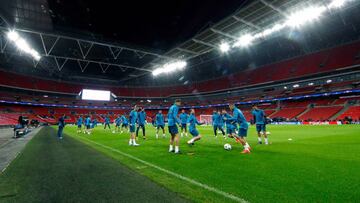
[161, 126, 165, 138]
[256, 124, 262, 144]
[136, 125, 140, 138]
[129, 125, 139, 146]
[156, 126, 159, 139]
[237, 128, 250, 153]
[184, 124, 188, 137]
[180, 125, 184, 137]
[262, 124, 269, 145]
[213, 125, 218, 137]
[142, 124, 146, 139]
[220, 126, 225, 137]
[187, 129, 201, 145]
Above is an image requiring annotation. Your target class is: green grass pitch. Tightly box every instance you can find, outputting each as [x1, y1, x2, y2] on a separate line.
[63, 124, 360, 202]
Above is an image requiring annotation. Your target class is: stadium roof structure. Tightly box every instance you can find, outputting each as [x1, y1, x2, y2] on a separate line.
[0, 0, 360, 86]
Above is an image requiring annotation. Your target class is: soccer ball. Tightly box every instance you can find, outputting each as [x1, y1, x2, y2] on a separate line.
[224, 143, 232, 150]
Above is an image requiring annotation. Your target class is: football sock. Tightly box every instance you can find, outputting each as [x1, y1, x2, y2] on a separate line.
[258, 137, 262, 142]
[175, 146, 179, 153]
[265, 138, 268, 144]
[169, 145, 174, 152]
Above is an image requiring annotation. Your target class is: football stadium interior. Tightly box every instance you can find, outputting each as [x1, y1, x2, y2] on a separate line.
[0, 0, 359, 202]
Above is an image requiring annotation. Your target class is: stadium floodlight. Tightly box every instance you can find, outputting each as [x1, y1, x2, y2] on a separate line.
[219, 42, 230, 52]
[285, 6, 326, 27]
[233, 34, 255, 47]
[152, 60, 187, 76]
[329, 0, 346, 9]
[326, 79, 332, 83]
[308, 82, 314, 86]
[7, 30, 41, 61]
[147, 99, 151, 103]
[293, 84, 300, 88]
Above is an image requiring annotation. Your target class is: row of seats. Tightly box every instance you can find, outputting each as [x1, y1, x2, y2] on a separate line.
[1, 41, 359, 97]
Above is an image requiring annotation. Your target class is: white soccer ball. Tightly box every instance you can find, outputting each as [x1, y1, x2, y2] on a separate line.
[224, 143, 232, 150]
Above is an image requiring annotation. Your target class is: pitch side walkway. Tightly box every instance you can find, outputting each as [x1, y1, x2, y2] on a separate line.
[0, 127, 42, 172]
[0, 127, 188, 203]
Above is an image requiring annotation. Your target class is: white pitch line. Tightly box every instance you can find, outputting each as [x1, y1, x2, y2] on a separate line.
[78, 136, 248, 203]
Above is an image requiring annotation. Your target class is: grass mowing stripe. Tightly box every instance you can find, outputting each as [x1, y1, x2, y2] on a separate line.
[77, 135, 249, 203]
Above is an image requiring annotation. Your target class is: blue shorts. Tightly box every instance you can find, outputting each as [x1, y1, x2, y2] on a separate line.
[226, 127, 236, 135]
[129, 125, 136, 132]
[122, 123, 128, 127]
[256, 124, 266, 132]
[116, 123, 120, 127]
[77, 125, 82, 128]
[86, 125, 91, 129]
[181, 124, 187, 129]
[238, 128, 248, 137]
[168, 125, 178, 135]
[190, 129, 199, 137]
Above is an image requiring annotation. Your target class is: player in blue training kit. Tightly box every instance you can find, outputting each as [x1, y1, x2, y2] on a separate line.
[225, 103, 251, 154]
[179, 110, 189, 137]
[252, 105, 269, 145]
[114, 115, 122, 133]
[57, 114, 65, 139]
[76, 116, 83, 133]
[92, 118, 97, 128]
[136, 107, 147, 139]
[222, 109, 237, 139]
[212, 110, 225, 137]
[186, 109, 205, 145]
[167, 99, 182, 154]
[155, 110, 165, 139]
[84, 115, 92, 134]
[120, 114, 128, 133]
[129, 106, 140, 146]
[104, 115, 111, 129]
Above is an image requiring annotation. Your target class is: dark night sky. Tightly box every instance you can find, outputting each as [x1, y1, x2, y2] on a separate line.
[48, 0, 250, 51]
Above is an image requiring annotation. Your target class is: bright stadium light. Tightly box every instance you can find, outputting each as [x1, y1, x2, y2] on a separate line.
[219, 42, 230, 52]
[285, 6, 326, 27]
[293, 84, 300, 88]
[152, 60, 187, 76]
[329, 0, 346, 8]
[233, 34, 254, 47]
[7, 30, 41, 61]
[308, 82, 314, 86]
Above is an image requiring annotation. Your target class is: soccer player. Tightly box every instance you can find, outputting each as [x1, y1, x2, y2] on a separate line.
[76, 116, 83, 133]
[155, 110, 165, 139]
[225, 103, 251, 154]
[218, 110, 226, 138]
[136, 107, 147, 139]
[168, 99, 181, 154]
[104, 115, 111, 129]
[85, 115, 92, 134]
[92, 118, 97, 128]
[252, 105, 268, 145]
[187, 109, 205, 145]
[129, 106, 140, 146]
[120, 114, 128, 133]
[179, 109, 189, 137]
[57, 114, 65, 139]
[222, 109, 237, 139]
[212, 110, 225, 137]
[113, 115, 122, 133]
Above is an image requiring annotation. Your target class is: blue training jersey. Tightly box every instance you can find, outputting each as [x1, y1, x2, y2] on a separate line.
[167, 104, 180, 126]
[179, 113, 188, 124]
[137, 111, 147, 125]
[212, 113, 220, 125]
[228, 107, 248, 129]
[223, 113, 236, 129]
[85, 117, 91, 125]
[115, 117, 121, 125]
[104, 117, 110, 124]
[187, 113, 202, 132]
[121, 115, 128, 124]
[77, 117, 83, 125]
[252, 109, 265, 125]
[155, 113, 165, 126]
[129, 110, 138, 125]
